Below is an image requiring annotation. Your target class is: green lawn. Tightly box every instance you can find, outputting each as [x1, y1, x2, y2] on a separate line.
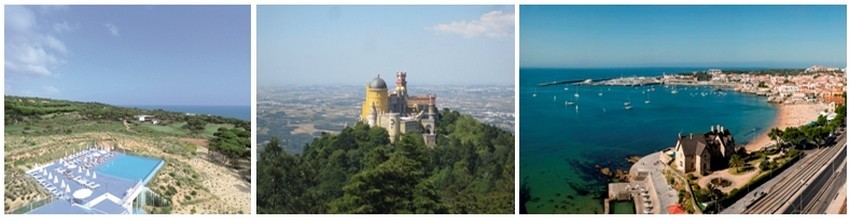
[144, 124, 187, 136]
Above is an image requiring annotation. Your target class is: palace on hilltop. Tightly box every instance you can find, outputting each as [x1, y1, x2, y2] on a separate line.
[360, 72, 439, 147]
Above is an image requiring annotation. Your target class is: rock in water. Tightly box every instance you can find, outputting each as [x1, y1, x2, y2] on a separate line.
[598, 167, 612, 177]
[615, 169, 630, 182]
[627, 155, 641, 164]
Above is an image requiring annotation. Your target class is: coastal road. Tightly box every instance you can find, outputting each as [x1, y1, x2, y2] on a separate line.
[741, 133, 846, 214]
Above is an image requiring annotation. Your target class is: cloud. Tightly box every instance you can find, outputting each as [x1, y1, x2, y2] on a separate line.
[6, 5, 37, 31]
[427, 10, 515, 39]
[104, 23, 119, 36]
[53, 20, 75, 34]
[5, 6, 69, 77]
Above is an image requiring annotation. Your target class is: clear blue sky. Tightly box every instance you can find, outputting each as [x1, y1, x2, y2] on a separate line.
[521, 5, 847, 68]
[258, 5, 515, 86]
[5, 5, 250, 106]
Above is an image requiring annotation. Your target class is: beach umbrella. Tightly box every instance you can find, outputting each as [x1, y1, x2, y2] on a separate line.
[61, 181, 65, 188]
[53, 176, 58, 184]
[65, 185, 71, 193]
[93, 172, 97, 179]
[48, 172, 53, 179]
[86, 169, 90, 177]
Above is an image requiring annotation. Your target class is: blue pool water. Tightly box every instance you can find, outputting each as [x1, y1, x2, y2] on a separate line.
[97, 154, 164, 184]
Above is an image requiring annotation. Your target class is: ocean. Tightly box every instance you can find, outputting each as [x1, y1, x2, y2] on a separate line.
[126, 105, 250, 121]
[520, 68, 777, 214]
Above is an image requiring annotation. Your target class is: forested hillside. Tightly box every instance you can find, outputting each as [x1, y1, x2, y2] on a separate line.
[257, 108, 514, 214]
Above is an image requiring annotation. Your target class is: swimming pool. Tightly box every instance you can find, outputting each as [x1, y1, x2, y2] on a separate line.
[96, 154, 163, 184]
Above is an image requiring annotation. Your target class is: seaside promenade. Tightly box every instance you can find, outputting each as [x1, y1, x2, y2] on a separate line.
[628, 152, 678, 214]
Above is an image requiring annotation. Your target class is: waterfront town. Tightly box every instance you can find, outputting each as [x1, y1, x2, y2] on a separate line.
[599, 66, 847, 214]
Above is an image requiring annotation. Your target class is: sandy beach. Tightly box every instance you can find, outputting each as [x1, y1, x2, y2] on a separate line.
[743, 103, 828, 153]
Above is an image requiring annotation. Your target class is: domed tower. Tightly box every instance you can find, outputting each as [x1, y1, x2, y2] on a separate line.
[361, 74, 389, 121]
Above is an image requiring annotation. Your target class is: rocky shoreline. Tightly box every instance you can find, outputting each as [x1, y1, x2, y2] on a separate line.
[595, 155, 641, 183]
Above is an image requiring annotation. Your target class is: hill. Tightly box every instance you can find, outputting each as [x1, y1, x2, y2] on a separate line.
[257, 108, 515, 213]
[4, 96, 250, 214]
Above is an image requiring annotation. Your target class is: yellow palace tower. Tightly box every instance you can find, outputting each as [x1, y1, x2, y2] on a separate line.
[360, 74, 389, 121]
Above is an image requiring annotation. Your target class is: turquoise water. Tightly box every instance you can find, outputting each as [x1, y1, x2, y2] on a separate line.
[126, 105, 250, 121]
[520, 68, 777, 214]
[97, 154, 164, 184]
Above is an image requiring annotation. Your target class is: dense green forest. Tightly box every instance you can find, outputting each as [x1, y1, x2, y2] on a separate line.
[257, 108, 514, 214]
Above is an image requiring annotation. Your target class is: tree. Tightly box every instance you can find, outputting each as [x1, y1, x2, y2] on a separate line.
[729, 154, 745, 172]
[802, 126, 829, 148]
[209, 128, 250, 168]
[329, 154, 434, 213]
[186, 118, 207, 132]
[780, 127, 806, 148]
[256, 110, 514, 214]
[759, 157, 771, 171]
[768, 128, 784, 148]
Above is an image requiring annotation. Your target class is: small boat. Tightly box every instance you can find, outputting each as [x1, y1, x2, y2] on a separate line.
[575, 105, 579, 111]
[625, 105, 633, 110]
[553, 96, 557, 102]
[671, 89, 679, 94]
[598, 92, 603, 96]
[565, 101, 575, 106]
[574, 92, 580, 98]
